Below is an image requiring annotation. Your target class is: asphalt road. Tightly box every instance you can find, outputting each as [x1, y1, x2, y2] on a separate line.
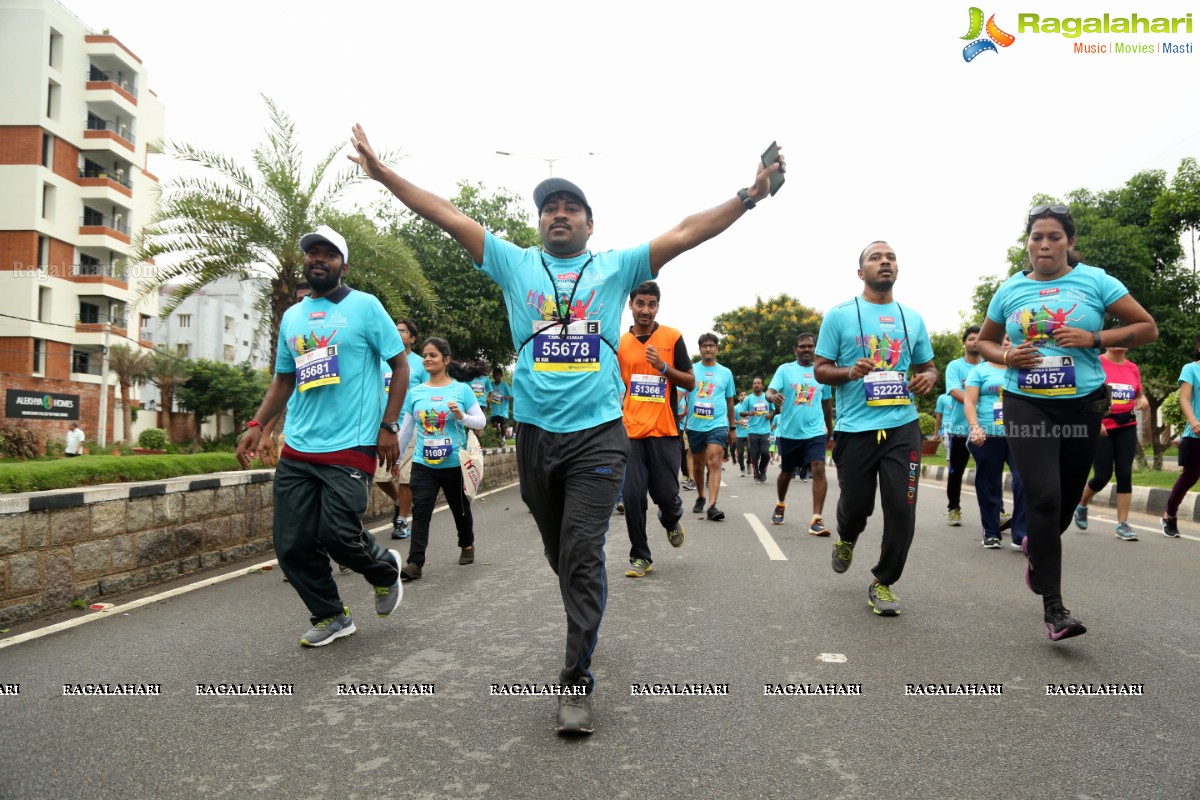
[1, 463, 1197, 800]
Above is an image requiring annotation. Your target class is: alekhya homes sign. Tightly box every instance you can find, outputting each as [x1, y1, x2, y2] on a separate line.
[5, 389, 80, 420]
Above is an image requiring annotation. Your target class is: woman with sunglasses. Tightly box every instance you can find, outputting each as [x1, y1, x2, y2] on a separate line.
[976, 204, 1157, 641]
[394, 337, 487, 581]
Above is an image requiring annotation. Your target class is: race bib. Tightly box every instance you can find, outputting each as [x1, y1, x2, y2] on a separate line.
[693, 402, 716, 420]
[423, 436, 453, 465]
[296, 345, 340, 392]
[532, 319, 601, 372]
[863, 370, 910, 407]
[993, 404, 1004, 426]
[488, 391, 504, 406]
[630, 373, 668, 403]
[752, 401, 768, 416]
[384, 373, 392, 394]
[1018, 356, 1076, 396]
[1110, 383, 1135, 403]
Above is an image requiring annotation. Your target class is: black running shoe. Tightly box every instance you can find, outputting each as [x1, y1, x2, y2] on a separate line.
[692, 497, 705, 514]
[1044, 606, 1087, 641]
[706, 505, 725, 521]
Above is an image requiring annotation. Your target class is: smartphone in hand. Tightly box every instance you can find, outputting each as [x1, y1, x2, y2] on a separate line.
[761, 140, 785, 196]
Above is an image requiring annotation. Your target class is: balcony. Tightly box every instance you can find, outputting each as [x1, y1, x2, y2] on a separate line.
[86, 67, 138, 101]
[139, 328, 154, 347]
[78, 167, 132, 190]
[84, 117, 135, 151]
[79, 214, 132, 244]
[75, 311, 127, 337]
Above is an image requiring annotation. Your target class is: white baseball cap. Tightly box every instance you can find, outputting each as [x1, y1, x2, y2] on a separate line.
[299, 225, 349, 263]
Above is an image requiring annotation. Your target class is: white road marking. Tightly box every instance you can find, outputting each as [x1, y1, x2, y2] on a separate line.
[0, 481, 522, 650]
[744, 513, 788, 561]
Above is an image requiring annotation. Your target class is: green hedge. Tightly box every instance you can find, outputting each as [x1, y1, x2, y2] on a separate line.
[0, 453, 257, 493]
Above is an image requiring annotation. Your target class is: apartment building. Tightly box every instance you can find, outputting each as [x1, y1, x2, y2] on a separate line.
[0, 0, 165, 446]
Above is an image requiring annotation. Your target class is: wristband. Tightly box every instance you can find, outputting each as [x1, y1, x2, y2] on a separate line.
[1093, 331, 1102, 349]
[245, 419, 261, 430]
[1002, 349, 1010, 366]
[737, 188, 756, 210]
[847, 366, 854, 382]
[658, 361, 668, 375]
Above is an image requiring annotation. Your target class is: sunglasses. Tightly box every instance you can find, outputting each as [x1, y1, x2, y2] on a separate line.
[1029, 204, 1071, 218]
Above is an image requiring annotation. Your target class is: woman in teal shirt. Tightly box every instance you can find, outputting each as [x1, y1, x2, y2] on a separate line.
[976, 204, 1157, 642]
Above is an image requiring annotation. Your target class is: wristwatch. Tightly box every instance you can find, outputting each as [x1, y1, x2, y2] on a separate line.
[380, 420, 400, 434]
[737, 188, 756, 209]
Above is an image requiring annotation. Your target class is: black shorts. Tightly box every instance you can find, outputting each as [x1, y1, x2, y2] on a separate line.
[779, 435, 826, 473]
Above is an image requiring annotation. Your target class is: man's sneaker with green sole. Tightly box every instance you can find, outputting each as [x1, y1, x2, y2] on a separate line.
[300, 607, 356, 647]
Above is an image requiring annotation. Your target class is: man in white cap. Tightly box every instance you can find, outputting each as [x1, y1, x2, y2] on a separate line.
[237, 224, 409, 647]
[349, 124, 783, 736]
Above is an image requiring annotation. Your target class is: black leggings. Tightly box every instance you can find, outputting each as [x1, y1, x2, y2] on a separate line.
[733, 437, 748, 471]
[1087, 424, 1137, 494]
[1004, 390, 1103, 609]
[407, 463, 474, 567]
[1166, 437, 1200, 517]
[946, 435, 971, 510]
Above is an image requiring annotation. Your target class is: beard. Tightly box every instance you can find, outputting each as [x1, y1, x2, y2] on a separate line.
[306, 270, 341, 293]
[865, 277, 894, 293]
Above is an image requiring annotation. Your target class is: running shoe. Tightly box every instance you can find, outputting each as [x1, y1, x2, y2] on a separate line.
[666, 520, 685, 548]
[400, 562, 422, 582]
[459, 545, 475, 564]
[706, 505, 725, 521]
[1010, 540, 1024, 551]
[832, 538, 854, 573]
[1162, 515, 1181, 538]
[681, 478, 695, 491]
[391, 518, 411, 540]
[1000, 510, 1012, 527]
[374, 550, 404, 616]
[300, 607, 356, 647]
[692, 497, 706, 514]
[1114, 522, 1137, 541]
[1044, 606, 1087, 641]
[615, 502, 625, 514]
[1073, 504, 1088, 531]
[947, 508, 962, 526]
[808, 516, 829, 536]
[556, 692, 594, 735]
[624, 558, 653, 578]
[771, 503, 786, 526]
[868, 582, 901, 616]
[983, 536, 1002, 549]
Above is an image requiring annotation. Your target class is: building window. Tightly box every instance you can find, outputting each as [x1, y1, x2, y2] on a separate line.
[224, 315, 235, 332]
[38, 287, 50, 321]
[175, 343, 190, 358]
[37, 236, 47, 270]
[46, 80, 59, 120]
[48, 29, 62, 69]
[79, 301, 100, 324]
[178, 314, 191, 329]
[42, 183, 55, 221]
[42, 133, 53, 168]
[33, 339, 46, 375]
[223, 344, 235, 363]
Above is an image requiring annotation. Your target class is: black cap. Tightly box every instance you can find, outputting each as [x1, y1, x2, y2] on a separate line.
[533, 178, 591, 214]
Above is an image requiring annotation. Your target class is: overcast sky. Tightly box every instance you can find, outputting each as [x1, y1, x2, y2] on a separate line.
[71, 0, 1200, 347]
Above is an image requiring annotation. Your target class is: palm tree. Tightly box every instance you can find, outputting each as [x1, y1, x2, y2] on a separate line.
[133, 96, 433, 375]
[107, 344, 152, 443]
[149, 347, 189, 439]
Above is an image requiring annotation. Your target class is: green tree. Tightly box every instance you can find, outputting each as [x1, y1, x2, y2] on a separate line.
[378, 181, 539, 366]
[148, 347, 190, 440]
[133, 96, 434, 369]
[107, 344, 152, 444]
[710, 295, 823, 387]
[176, 359, 249, 443]
[1155, 156, 1200, 273]
[926, 330, 967, 414]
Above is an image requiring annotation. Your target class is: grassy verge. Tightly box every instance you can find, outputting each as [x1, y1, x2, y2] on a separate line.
[0, 453, 262, 493]
[918, 448, 1195, 492]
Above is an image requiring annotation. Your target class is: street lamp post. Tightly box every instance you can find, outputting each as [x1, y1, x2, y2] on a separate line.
[495, 150, 600, 177]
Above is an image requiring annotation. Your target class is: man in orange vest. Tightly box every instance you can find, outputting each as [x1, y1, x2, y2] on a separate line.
[618, 281, 695, 577]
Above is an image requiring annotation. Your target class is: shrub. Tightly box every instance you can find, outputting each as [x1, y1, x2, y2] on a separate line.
[918, 412, 937, 437]
[0, 453, 252, 493]
[0, 426, 39, 460]
[1161, 391, 1184, 441]
[137, 428, 169, 450]
[475, 425, 502, 449]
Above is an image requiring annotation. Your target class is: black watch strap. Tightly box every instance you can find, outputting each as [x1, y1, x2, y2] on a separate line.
[737, 188, 756, 209]
[380, 420, 400, 434]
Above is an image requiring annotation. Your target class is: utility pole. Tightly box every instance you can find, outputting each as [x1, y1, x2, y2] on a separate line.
[97, 318, 111, 447]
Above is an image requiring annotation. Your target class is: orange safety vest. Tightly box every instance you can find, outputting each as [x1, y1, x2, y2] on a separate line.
[619, 325, 683, 439]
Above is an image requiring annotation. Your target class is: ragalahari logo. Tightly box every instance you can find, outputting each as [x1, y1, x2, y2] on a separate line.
[962, 7, 1016, 61]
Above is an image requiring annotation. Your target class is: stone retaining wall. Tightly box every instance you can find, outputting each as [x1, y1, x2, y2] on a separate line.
[0, 448, 519, 626]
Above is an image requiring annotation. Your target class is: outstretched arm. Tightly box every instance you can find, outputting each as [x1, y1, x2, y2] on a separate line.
[348, 124, 486, 264]
[649, 149, 785, 275]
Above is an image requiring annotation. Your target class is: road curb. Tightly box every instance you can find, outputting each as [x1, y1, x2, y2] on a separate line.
[917, 464, 1200, 523]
